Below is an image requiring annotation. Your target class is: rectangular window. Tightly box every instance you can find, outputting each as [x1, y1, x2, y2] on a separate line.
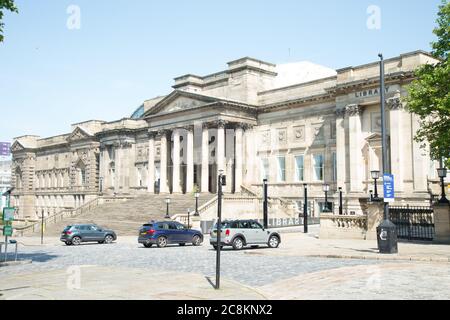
[277, 157, 286, 182]
[332, 152, 337, 182]
[260, 158, 269, 181]
[313, 154, 324, 181]
[295, 155, 304, 182]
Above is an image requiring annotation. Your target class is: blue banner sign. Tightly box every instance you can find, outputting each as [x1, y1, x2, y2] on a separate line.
[383, 174, 395, 203]
[0, 142, 11, 156]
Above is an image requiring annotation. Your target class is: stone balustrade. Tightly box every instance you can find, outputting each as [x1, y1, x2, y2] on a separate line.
[320, 214, 368, 240]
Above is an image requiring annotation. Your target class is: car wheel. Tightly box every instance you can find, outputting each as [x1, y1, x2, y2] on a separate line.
[192, 235, 202, 246]
[71, 236, 81, 246]
[157, 236, 167, 248]
[144, 243, 153, 248]
[268, 235, 280, 248]
[65, 241, 72, 246]
[232, 237, 244, 250]
[179, 243, 186, 246]
[98, 241, 105, 244]
[104, 235, 114, 244]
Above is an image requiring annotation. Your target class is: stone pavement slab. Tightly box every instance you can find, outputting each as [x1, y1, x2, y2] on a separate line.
[0, 266, 266, 300]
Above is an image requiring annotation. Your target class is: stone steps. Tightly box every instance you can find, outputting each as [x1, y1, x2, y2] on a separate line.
[36, 194, 215, 237]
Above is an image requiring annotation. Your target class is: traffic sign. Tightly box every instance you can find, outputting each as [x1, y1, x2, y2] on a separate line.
[383, 174, 395, 203]
[3, 225, 13, 236]
[2, 207, 15, 222]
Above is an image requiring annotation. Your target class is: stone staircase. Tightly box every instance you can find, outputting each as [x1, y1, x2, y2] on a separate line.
[35, 193, 215, 237]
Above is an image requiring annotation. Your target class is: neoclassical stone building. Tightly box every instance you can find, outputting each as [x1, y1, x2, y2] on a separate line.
[11, 50, 444, 219]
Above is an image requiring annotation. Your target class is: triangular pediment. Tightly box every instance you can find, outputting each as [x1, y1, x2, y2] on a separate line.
[144, 90, 221, 116]
[10, 141, 25, 152]
[67, 126, 93, 142]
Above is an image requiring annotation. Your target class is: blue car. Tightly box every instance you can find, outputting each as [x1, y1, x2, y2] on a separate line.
[138, 221, 203, 248]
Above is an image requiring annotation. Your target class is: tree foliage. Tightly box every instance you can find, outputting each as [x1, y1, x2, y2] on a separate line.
[406, 0, 450, 167]
[0, 0, 18, 43]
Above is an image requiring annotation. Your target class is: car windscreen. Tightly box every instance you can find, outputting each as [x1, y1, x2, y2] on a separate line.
[63, 226, 72, 231]
[142, 224, 153, 227]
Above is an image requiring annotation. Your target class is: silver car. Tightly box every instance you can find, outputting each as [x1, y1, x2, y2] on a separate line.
[210, 219, 281, 250]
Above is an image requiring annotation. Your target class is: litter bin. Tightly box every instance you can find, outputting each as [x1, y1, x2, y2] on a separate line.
[377, 219, 398, 254]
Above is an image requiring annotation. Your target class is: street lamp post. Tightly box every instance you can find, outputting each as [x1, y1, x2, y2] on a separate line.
[165, 197, 171, 219]
[339, 187, 343, 215]
[376, 53, 398, 254]
[216, 170, 226, 290]
[187, 209, 191, 229]
[303, 184, 308, 233]
[194, 192, 200, 216]
[263, 179, 268, 228]
[437, 168, 449, 204]
[371, 170, 380, 201]
[322, 183, 331, 213]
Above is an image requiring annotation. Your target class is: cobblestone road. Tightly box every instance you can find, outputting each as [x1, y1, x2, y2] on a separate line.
[1, 236, 449, 299]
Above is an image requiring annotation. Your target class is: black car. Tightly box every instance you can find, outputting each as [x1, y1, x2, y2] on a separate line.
[138, 221, 203, 248]
[60, 224, 117, 246]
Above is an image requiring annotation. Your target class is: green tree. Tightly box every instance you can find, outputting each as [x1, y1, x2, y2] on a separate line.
[405, 0, 450, 167]
[0, 0, 18, 43]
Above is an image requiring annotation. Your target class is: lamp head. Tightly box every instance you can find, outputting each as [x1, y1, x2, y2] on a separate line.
[371, 170, 380, 180]
[437, 168, 447, 178]
[165, 197, 171, 204]
[195, 192, 200, 198]
[323, 184, 330, 192]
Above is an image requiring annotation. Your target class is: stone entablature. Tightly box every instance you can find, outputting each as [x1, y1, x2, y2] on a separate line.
[10, 50, 443, 219]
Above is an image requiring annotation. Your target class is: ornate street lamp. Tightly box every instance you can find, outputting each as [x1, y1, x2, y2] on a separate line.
[165, 197, 171, 219]
[194, 192, 200, 216]
[322, 183, 331, 212]
[437, 168, 449, 204]
[371, 170, 381, 201]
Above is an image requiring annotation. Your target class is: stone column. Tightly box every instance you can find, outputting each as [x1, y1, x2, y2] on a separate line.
[388, 96, 404, 192]
[172, 129, 182, 193]
[335, 108, 348, 191]
[235, 124, 244, 193]
[147, 132, 156, 193]
[201, 123, 210, 193]
[186, 126, 194, 193]
[216, 120, 226, 175]
[114, 143, 121, 193]
[347, 104, 364, 193]
[412, 114, 428, 192]
[159, 131, 169, 193]
[433, 204, 450, 244]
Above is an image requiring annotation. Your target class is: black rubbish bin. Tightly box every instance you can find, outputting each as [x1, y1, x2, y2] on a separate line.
[376, 219, 398, 254]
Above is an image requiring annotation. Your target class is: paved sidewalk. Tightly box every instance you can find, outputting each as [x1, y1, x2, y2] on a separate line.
[239, 225, 450, 263]
[0, 266, 266, 300]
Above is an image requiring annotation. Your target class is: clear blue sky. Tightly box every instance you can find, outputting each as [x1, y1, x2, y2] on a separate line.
[0, 0, 443, 144]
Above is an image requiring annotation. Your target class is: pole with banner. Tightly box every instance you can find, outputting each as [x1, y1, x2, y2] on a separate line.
[376, 54, 398, 254]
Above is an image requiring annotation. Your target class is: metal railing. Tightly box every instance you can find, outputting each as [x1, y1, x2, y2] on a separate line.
[14, 197, 101, 236]
[389, 206, 435, 241]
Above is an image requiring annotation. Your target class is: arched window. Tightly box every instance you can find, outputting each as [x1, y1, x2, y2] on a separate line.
[75, 160, 87, 187]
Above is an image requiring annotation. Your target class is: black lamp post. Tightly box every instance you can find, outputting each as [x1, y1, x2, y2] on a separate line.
[371, 170, 380, 201]
[322, 183, 331, 212]
[263, 179, 268, 228]
[216, 169, 226, 290]
[187, 209, 191, 229]
[194, 192, 200, 216]
[165, 197, 171, 219]
[437, 168, 449, 204]
[338, 187, 343, 215]
[303, 184, 308, 233]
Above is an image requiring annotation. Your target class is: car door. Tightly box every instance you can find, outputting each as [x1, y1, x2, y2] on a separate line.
[249, 221, 268, 243]
[238, 220, 253, 244]
[79, 225, 93, 241]
[174, 222, 191, 242]
[90, 225, 105, 241]
[167, 222, 182, 243]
